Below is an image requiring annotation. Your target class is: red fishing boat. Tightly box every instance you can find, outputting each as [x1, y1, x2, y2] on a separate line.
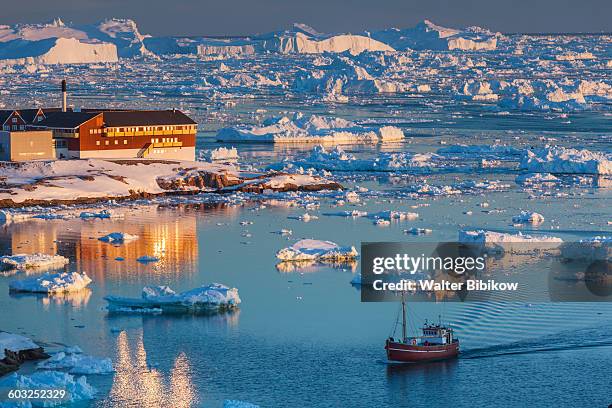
[385, 294, 459, 363]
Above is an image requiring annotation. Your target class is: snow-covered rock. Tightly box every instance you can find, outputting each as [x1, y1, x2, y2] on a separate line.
[9, 272, 92, 294]
[0, 332, 39, 354]
[105, 283, 241, 313]
[276, 239, 358, 262]
[520, 147, 612, 175]
[217, 113, 403, 144]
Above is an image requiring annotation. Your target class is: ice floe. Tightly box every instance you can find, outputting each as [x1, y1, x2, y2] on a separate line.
[0, 332, 39, 353]
[459, 230, 563, 254]
[38, 350, 113, 375]
[105, 283, 241, 313]
[276, 239, 358, 262]
[512, 211, 545, 225]
[0, 253, 68, 272]
[199, 147, 239, 162]
[9, 272, 92, 294]
[0, 371, 96, 404]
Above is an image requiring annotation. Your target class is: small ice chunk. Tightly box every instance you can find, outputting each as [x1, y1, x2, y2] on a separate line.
[0, 371, 95, 403]
[0, 253, 69, 271]
[98, 232, 139, 243]
[512, 211, 545, 225]
[9, 272, 92, 294]
[38, 351, 114, 375]
[137, 255, 160, 263]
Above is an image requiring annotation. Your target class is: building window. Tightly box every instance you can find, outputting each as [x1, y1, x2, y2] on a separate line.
[105, 141, 109, 146]
[96, 141, 100, 146]
[19, 125, 24, 130]
[124, 140, 128, 145]
[12, 118, 17, 123]
[114, 140, 118, 145]
[12, 125, 17, 130]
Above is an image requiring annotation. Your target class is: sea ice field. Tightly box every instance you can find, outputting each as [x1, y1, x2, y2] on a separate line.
[0, 18, 611, 408]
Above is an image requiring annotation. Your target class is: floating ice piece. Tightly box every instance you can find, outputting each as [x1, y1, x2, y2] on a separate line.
[199, 147, 239, 162]
[224, 400, 260, 408]
[404, 228, 433, 235]
[459, 230, 562, 254]
[374, 219, 390, 226]
[272, 229, 293, 235]
[38, 351, 114, 375]
[369, 211, 419, 221]
[136, 255, 160, 263]
[276, 239, 358, 262]
[0, 371, 95, 404]
[98, 232, 139, 243]
[325, 210, 368, 218]
[295, 213, 318, 222]
[0, 332, 38, 353]
[80, 209, 120, 219]
[217, 113, 404, 144]
[0, 253, 69, 271]
[105, 283, 241, 313]
[9, 272, 92, 294]
[515, 173, 560, 185]
[512, 211, 545, 225]
[520, 147, 611, 175]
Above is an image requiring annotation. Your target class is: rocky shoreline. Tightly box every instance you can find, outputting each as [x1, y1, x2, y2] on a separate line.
[0, 333, 50, 377]
[0, 159, 342, 208]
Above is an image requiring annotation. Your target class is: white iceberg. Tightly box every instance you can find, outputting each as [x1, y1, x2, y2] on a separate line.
[9, 272, 92, 294]
[512, 211, 545, 225]
[459, 230, 563, 254]
[98, 232, 139, 243]
[199, 147, 239, 162]
[560, 236, 611, 261]
[520, 147, 611, 175]
[105, 283, 241, 313]
[80, 209, 120, 219]
[217, 113, 403, 144]
[38, 351, 113, 375]
[276, 239, 358, 262]
[0, 371, 95, 404]
[0, 253, 68, 271]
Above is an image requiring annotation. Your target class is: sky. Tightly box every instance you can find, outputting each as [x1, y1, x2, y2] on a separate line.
[1, 0, 610, 36]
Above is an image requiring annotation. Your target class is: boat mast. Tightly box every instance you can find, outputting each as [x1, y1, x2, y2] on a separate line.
[401, 291, 407, 343]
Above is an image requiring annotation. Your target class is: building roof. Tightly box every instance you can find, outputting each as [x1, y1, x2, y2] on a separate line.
[102, 110, 197, 127]
[0, 110, 15, 125]
[33, 111, 101, 129]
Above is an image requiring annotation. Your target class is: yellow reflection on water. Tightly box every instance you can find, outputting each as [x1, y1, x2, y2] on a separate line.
[108, 331, 197, 408]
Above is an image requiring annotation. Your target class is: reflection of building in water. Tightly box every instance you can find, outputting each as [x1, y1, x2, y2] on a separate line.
[0, 205, 201, 283]
[106, 331, 197, 408]
[71, 207, 199, 283]
[0, 221, 60, 255]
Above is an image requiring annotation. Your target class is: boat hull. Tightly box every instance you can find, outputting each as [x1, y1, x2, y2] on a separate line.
[385, 340, 459, 363]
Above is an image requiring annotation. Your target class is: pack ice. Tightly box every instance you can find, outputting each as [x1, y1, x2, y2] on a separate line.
[0, 253, 68, 272]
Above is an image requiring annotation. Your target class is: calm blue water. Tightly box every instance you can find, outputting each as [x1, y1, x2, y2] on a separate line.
[0, 187, 610, 407]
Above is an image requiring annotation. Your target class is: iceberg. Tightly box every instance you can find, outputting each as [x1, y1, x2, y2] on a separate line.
[512, 211, 545, 225]
[216, 113, 403, 144]
[105, 283, 241, 313]
[0, 371, 95, 404]
[276, 239, 358, 262]
[0, 253, 68, 272]
[459, 230, 563, 254]
[38, 350, 113, 375]
[520, 147, 611, 175]
[9, 272, 92, 294]
[199, 147, 239, 162]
